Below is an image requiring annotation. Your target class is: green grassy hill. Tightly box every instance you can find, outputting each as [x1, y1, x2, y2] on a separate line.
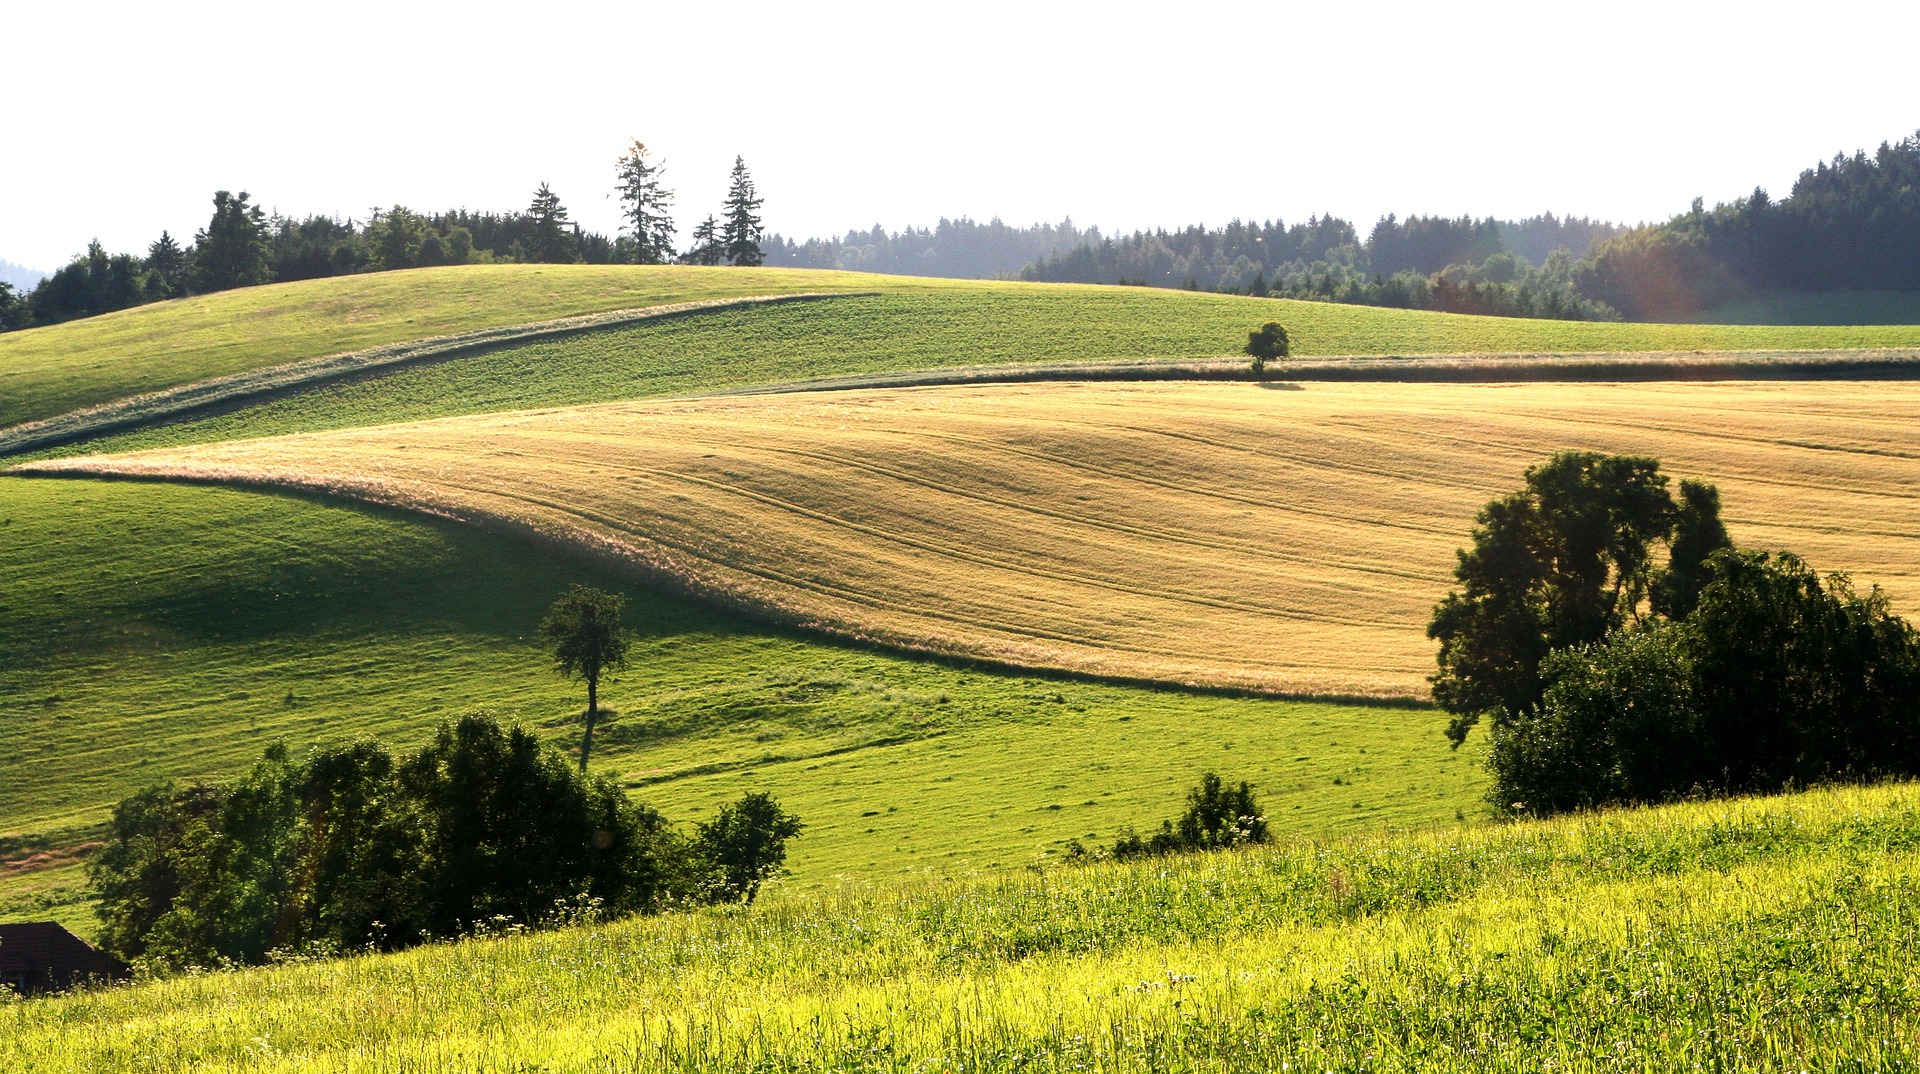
[12, 264, 1920, 439]
[7, 264, 1920, 976]
[0, 473, 1478, 936]
[7, 782, 1916, 1071]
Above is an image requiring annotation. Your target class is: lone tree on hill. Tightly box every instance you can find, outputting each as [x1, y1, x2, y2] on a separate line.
[614, 139, 676, 265]
[720, 156, 765, 266]
[1245, 322, 1290, 373]
[523, 182, 579, 263]
[696, 791, 804, 904]
[541, 585, 632, 773]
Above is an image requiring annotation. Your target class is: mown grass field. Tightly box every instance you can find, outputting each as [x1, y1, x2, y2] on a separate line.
[13, 263, 1920, 438]
[34, 379, 1918, 699]
[7, 782, 1919, 1071]
[0, 474, 1476, 937]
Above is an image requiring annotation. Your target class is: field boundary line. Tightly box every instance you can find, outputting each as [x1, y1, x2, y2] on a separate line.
[0, 292, 868, 457]
[703, 347, 1920, 398]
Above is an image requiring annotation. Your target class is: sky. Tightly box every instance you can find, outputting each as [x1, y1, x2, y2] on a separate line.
[4, 0, 1916, 272]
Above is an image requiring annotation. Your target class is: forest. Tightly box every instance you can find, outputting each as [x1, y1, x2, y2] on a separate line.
[6, 132, 1919, 332]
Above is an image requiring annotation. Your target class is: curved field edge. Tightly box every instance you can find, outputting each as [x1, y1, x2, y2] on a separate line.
[711, 346, 1920, 398]
[0, 293, 855, 456]
[22, 378, 1920, 702]
[6, 782, 1919, 1071]
[13, 262, 1920, 431]
[0, 474, 1478, 920]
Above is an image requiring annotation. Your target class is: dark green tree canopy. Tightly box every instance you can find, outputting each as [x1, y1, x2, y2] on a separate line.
[1245, 322, 1290, 372]
[194, 190, 272, 292]
[541, 585, 631, 772]
[523, 182, 580, 264]
[1429, 452, 1727, 746]
[720, 156, 765, 267]
[695, 792, 804, 904]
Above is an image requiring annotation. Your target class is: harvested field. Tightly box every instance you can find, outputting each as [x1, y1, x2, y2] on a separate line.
[24, 379, 1920, 698]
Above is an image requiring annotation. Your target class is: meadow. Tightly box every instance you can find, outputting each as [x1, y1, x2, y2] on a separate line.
[31, 378, 1920, 699]
[13, 263, 1920, 442]
[0, 474, 1476, 939]
[6, 781, 1918, 1071]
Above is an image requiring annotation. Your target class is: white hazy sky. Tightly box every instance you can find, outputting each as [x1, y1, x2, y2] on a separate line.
[4, 0, 1915, 271]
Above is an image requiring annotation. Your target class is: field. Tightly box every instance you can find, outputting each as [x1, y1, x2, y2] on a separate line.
[0, 474, 1477, 939]
[6, 782, 1919, 1071]
[9, 264, 1920, 1067]
[29, 379, 1920, 700]
[12, 263, 1920, 439]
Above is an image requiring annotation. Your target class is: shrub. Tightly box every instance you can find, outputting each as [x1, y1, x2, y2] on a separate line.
[1111, 773, 1268, 861]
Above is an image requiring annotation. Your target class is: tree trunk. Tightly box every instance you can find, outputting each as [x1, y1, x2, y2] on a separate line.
[580, 675, 598, 774]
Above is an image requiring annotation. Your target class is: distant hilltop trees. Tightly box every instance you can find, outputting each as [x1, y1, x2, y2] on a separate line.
[0, 143, 767, 332]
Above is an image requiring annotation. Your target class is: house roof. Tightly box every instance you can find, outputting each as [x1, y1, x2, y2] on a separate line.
[0, 921, 129, 993]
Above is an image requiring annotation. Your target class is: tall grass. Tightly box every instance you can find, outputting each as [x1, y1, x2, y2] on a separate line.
[6, 782, 1918, 1071]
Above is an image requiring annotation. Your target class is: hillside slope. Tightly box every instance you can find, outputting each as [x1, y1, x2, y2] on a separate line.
[12, 264, 1920, 435]
[29, 379, 1919, 698]
[0, 474, 1477, 927]
[7, 782, 1918, 1071]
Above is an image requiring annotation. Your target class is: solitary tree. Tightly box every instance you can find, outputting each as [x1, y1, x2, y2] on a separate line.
[540, 585, 631, 773]
[614, 139, 676, 265]
[719, 156, 764, 266]
[1245, 322, 1290, 374]
[523, 182, 579, 263]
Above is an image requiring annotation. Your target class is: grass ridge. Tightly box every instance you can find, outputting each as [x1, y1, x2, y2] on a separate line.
[0, 293, 858, 456]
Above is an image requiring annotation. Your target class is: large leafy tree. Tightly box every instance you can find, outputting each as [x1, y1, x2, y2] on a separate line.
[719, 155, 765, 266]
[193, 190, 272, 292]
[1428, 451, 1726, 746]
[614, 139, 676, 265]
[540, 585, 631, 773]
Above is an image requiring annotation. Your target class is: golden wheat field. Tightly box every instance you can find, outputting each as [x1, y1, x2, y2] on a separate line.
[20, 379, 1920, 698]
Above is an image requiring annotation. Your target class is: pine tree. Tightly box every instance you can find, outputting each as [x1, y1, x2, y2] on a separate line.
[684, 214, 724, 266]
[523, 183, 579, 263]
[193, 190, 271, 292]
[145, 231, 190, 298]
[614, 139, 676, 265]
[719, 156, 765, 267]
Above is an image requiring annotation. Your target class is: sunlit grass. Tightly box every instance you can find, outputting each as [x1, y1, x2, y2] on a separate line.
[6, 782, 1918, 1071]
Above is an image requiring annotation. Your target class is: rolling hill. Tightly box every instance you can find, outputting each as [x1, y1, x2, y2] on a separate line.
[26, 379, 1920, 700]
[7, 782, 1918, 1070]
[7, 264, 1920, 954]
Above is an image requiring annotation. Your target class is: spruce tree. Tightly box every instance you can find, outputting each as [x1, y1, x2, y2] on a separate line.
[719, 156, 765, 267]
[523, 182, 579, 263]
[614, 139, 676, 265]
[684, 214, 724, 266]
[145, 231, 190, 298]
[193, 190, 271, 292]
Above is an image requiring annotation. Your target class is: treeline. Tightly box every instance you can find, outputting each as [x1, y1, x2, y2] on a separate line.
[764, 218, 1097, 279]
[90, 714, 801, 973]
[1020, 213, 1623, 320]
[0, 143, 769, 333]
[1432, 452, 1920, 814]
[1578, 131, 1920, 318]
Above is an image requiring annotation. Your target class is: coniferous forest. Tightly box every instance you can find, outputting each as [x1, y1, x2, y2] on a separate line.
[7, 131, 1920, 332]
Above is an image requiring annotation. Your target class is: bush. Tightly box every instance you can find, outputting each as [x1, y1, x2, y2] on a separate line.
[1111, 773, 1268, 861]
[1491, 550, 1920, 813]
[89, 714, 800, 971]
